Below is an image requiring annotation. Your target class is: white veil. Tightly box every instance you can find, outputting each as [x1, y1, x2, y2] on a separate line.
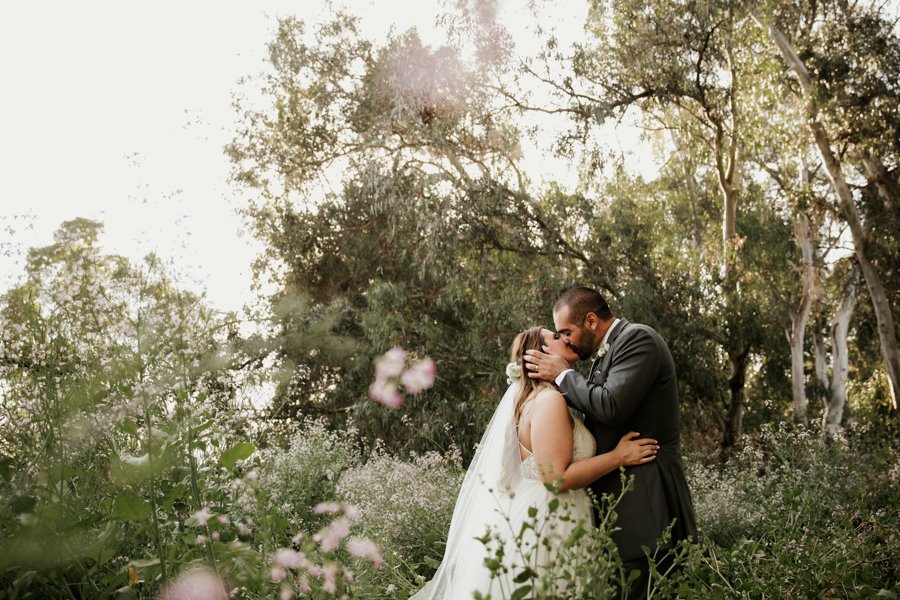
[412, 381, 524, 599]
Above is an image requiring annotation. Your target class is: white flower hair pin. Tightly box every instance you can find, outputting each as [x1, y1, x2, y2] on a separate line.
[506, 361, 523, 384]
[596, 342, 611, 360]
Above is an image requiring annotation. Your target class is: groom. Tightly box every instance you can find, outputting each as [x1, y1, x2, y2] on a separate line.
[524, 286, 696, 599]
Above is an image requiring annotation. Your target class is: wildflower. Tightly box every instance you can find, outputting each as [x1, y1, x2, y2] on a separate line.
[374, 346, 407, 381]
[192, 507, 212, 526]
[313, 502, 341, 515]
[297, 576, 311, 594]
[195, 535, 207, 545]
[369, 380, 403, 408]
[319, 518, 351, 552]
[280, 586, 295, 600]
[160, 567, 227, 600]
[343, 504, 360, 523]
[272, 549, 306, 569]
[270, 566, 286, 582]
[402, 357, 436, 394]
[322, 564, 338, 594]
[346, 537, 384, 568]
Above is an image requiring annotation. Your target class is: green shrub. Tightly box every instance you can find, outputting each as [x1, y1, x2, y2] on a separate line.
[257, 418, 360, 529]
[674, 423, 900, 598]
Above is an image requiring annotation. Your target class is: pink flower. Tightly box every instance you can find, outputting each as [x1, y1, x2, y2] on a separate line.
[313, 502, 341, 515]
[306, 564, 322, 577]
[192, 507, 211, 526]
[270, 566, 286, 582]
[322, 564, 338, 594]
[401, 358, 436, 394]
[297, 575, 311, 594]
[369, 380, 403, 408]
[272, 549, 306, 569]
[280, 585, 295, 600]
[161, 568, 227, 600]
[343, 504, 360, 523]
[195, 535, 207, 545]
[346, 538, 384, 568]
[319, 518, 350, 552]
[375, 346, 407, 381]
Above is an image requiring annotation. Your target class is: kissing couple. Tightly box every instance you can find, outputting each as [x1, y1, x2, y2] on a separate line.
[413, 286, 697, 599]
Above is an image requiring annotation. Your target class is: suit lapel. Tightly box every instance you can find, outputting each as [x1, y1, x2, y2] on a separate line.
[595, 319, 630, 376]
[588, 355, 602, 379]
[607, 318, 630, 347]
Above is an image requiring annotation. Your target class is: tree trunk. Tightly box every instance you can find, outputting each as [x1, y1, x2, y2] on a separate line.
[825, 264, 859, 437]
[670, 131, 703, 250]
[861, 154, 898, 213]
[813, 320, 830, 398]
[751, 8, 900, 413]
[787, 213, 817, 425]
[722, 345, 751, 450]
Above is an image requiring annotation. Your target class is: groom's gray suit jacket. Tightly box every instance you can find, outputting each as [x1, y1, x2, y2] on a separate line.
[558, 319, 697, 562]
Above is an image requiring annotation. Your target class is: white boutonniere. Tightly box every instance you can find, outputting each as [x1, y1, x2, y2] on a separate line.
[596, 342, 611, 360]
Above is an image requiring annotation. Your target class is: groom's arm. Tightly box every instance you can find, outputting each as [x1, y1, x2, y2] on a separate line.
[558, 328, 660, 427]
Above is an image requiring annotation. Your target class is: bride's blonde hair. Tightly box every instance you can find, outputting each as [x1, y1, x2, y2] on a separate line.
[509, 327, 550, 427]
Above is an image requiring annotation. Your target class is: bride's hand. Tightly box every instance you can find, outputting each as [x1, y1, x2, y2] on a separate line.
[613, 432, 659, 467]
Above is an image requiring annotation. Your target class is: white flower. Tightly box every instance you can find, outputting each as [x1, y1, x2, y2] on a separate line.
[505, 361, 522, 384]
[401, 357, 436, 394]
[374, 346, 407, 381]
[596, 342, 611, 360]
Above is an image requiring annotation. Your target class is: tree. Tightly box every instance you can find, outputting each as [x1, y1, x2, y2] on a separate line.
[0, 219, 245, 590]
[750, 0, 900, 414]
[227, 14, 636, 454]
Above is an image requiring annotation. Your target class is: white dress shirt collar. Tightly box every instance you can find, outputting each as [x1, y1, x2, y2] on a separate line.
[600, 318, 621, 349]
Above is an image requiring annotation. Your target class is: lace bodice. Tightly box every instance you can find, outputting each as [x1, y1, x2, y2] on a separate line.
[521, 408, 597, 481]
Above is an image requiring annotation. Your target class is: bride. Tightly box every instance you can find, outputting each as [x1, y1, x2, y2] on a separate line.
[413, 327, 659, 599]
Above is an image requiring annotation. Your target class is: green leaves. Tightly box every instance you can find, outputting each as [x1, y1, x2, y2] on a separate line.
[111, 490, 151, 521]
[219, 442, 256, 469]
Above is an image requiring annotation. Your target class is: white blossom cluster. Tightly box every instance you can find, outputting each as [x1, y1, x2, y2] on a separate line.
[259, 418, 360, 525]
[336, 446, 463, 566]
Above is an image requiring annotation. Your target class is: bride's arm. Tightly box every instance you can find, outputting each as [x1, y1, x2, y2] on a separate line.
[530, 390, 658, 493]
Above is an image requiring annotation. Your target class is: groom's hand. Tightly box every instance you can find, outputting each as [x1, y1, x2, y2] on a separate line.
[523, 346, 569, 383]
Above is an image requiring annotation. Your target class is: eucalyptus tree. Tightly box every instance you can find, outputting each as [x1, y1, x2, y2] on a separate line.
[536, 0, 790, 447]
[813, 260, 860, 437]
[749, 0, 900, 414]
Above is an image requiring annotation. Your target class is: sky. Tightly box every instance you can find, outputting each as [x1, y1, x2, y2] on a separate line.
[0, 0, 648, 314]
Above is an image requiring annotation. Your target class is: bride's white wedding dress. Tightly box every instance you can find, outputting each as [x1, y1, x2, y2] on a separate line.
[413, 382, 596, 599]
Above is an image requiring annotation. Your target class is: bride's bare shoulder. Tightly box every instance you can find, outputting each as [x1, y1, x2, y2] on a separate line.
[532, 386, 567, 413]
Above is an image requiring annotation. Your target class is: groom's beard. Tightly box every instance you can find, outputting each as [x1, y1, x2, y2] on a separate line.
[572, 333, 596, 361]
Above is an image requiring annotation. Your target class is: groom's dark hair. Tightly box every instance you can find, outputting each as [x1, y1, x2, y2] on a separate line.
[554, 286, 613, 323]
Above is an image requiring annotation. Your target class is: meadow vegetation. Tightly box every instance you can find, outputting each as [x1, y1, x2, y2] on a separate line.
[3, 0, 900, 597]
